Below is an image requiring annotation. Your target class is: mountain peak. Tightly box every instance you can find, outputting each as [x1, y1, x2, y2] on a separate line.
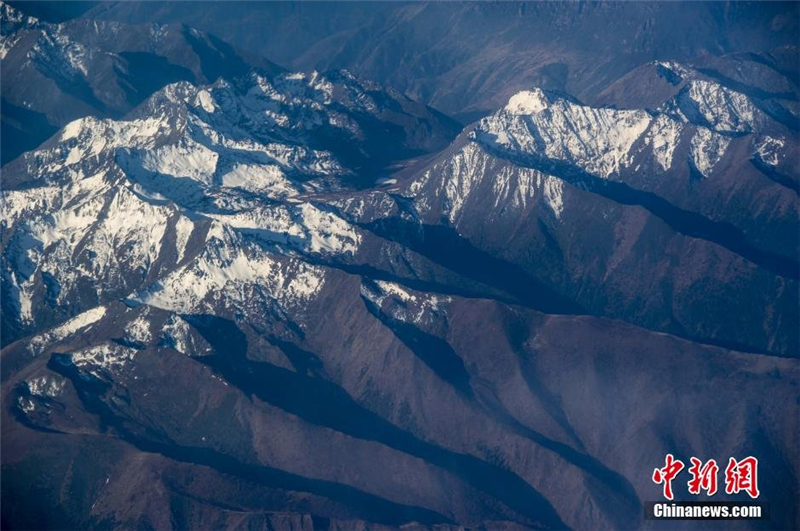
[504, 88, 550, 115]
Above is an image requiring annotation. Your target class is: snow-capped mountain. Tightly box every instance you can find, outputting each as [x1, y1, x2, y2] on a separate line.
[1, 1, 459, 166]
[0, 1, 286, 163]
[1, 17, 798, 531]
[1, 63, 459, 344]
[391, 62, 798, 357]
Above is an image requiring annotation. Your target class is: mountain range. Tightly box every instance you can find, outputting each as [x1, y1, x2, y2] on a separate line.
[1, 2, 798, 530]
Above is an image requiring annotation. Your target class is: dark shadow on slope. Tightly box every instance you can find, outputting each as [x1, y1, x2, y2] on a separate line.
[45, 351, 453, 528]
[501, 316, 587, 453]
[756, 100, 800, 132]
[183, 315, 569, 530]
[266, 335, 325, 378]
[289, 223, 789, 357]
[115, 52, 195, 108]
[182, 26, 253, 83]
[744, 52, 800, 88]
[5, 1, 97, 22]
[363, 290, 641, 529]
[476, 386, 643, 531]
[694, 67, 798, 101]
[1, 98, 59, 165]
[498, 315, 642, 530]
[360, 285, 474, 400]
[478, 140, 800, 281]
[30, 53, 113, 118]
[297, 255, 524, 307]
[360, 218, 586, 315]
[751, 157, 800, 196]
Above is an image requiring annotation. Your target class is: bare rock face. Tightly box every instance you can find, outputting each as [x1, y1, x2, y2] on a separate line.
[78, 2, 800, 122]
[2, 9, 798, 531]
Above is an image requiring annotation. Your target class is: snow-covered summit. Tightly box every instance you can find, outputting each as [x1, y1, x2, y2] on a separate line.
[473, 71, 790, 182]
[0, 74, 380, 342]
[504, 89, 549, 115]
[478, 88, 653, 178]
[0, 2, 40, 53]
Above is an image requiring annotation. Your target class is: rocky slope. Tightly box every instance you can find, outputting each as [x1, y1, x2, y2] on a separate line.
[83, 1, 800, 121]
[0, 2, 459, 165]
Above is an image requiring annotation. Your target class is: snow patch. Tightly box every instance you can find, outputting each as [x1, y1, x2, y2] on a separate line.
[360, 280, 450, 325]
[195, 90, 216, 113]
[27, 306, 107, 355]
[140, 138, 219, 185]
[71, 342, 137, 371]
[691, 127, 730, 177]
[543, 177, 564, 219]
[754, 136, 785, 167]
[26, 375, 66, 398]
[478, 91, 653, 178]
[505, 89, 549, 115]
[646, 114, 684, 171]
[174, 216, 194, 263]
[220, 163, 297, 198]
[125, 314, 152, 344]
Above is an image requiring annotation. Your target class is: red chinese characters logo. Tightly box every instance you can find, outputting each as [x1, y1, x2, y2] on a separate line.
[652, 454, 684, 500]
[724, 457, 760, 499]
[652, 455, 759, 500]
[687, 457, 719, 496]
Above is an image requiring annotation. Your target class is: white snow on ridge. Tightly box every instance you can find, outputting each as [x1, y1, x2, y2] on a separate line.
[474, 74, 775, 186]
[32, 115, 171, 174]
[439, 143, 490, 221]
[754, 136, 786, 167]
[3, 73, 373, 334]
[296, 203, 361, 255]
[409, 74, 780, 229]
[690, 127, 731, 177]
[160, 314, 210, 355]
[652, 61, 692, 81]
[479, 90, 653, 178]
[6, 171, 184, 321]
[26, 183, 106, 250]
[29, 27, 91, 78]
[133, 223, 326, 315]
[27, 306, 107, 355]
[71, 342, 137, 372]
[360, 280, 450, 326]
[681, 80, 758, 134]
[421, 143, 566, 223]
[505, 89, 549, 115]
[207, 202, 361, 256]
[1, 186, 60, 229]
[0, 1, 40, 54]
[644, 114, 684, 171]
